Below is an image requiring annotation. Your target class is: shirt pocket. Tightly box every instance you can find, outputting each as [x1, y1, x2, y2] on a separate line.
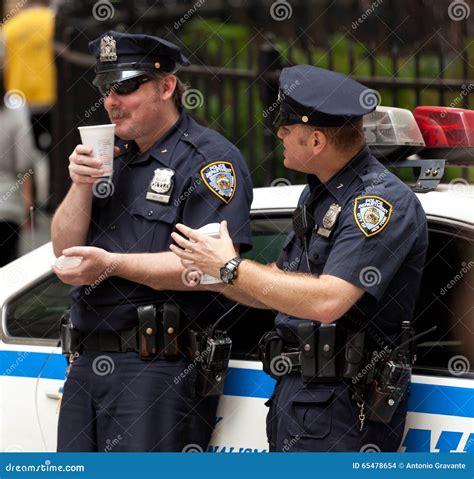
[307, 237, 332, 273]
[127, 203, 178, 252]
[288, 388, 334, 440]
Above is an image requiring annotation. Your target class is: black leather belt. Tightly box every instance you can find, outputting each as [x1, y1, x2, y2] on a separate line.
[80, 327, 139, 353]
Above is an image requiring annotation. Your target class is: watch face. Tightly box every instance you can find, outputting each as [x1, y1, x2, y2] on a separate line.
[220, 266, 235, 284]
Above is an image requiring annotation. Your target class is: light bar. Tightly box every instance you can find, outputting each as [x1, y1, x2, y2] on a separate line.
[363, 106, 425, 162]
[414, 107, 474, 163]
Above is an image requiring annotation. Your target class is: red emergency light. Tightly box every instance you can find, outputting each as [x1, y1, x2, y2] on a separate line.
[414, 107, 474, 163]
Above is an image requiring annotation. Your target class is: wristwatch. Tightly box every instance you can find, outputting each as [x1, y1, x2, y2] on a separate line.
[220, 256, 242, 285]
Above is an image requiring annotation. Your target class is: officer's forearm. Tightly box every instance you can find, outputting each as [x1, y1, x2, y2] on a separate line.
[51, 184, 93, 257]
[111, 251, 214, 291]
[209, 283, 271, 309]
[234, 260, 363, 323]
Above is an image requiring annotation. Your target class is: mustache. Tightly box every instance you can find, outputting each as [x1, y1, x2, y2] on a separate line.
[109, 109, 130, 119]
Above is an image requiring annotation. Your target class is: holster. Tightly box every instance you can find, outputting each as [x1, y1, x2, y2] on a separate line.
[59, 309, 82, 357]
[258, 331, 283, 379]
[137, 303, 182, 360]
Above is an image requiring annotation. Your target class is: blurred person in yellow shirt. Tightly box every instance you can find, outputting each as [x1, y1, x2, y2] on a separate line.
[2, 0, 56, 152]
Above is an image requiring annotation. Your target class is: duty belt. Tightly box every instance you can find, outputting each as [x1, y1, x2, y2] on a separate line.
[60, 302, 186, 361]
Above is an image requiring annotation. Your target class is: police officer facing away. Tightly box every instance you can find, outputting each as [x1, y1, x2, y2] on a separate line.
[51, 31, 253, 452]
[171, 65, 428, 452]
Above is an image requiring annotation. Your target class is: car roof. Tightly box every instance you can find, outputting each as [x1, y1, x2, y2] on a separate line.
[251, 184, 474, 226]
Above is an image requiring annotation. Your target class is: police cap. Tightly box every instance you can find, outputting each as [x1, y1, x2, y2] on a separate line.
[89, 31, 190, 87]
[273, 65, 377, 128]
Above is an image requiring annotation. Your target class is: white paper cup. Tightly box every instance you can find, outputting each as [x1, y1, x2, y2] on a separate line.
[195, 223, 222, 285]
[78, 124, 116, 177]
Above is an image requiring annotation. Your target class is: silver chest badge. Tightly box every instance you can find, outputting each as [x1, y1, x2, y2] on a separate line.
[316, 203, 342, 238]
[146, 168, 175, 203]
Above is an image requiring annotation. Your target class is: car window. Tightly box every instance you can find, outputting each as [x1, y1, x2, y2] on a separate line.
[3, 275, 70, 342]
[412, 222, 473, 376]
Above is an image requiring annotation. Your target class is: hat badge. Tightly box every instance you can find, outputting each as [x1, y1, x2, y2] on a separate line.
[100, 35, 117, 62]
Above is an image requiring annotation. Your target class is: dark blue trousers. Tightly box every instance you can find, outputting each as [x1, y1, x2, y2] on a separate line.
[265, 374, 407, 452]
[57, 351, 218, 452]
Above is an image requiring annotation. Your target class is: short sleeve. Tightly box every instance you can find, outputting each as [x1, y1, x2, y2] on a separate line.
[181, 152, 253, 252]
[323, 194, 421, 301]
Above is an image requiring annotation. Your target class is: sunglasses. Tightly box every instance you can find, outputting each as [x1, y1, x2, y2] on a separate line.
[98, 75, 152, 97]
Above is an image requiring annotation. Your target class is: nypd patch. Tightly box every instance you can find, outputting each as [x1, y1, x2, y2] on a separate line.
[200, 161, 236, 204]
[354, 195, 393, 237]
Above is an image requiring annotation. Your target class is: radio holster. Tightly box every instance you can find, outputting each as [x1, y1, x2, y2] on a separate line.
[188, 327, 232, 397]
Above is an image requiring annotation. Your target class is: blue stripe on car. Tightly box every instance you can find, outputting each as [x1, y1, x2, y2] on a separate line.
[1, 351, 472, 418]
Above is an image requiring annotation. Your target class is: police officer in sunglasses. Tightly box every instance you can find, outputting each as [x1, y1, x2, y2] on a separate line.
[51, 31, 253, 452]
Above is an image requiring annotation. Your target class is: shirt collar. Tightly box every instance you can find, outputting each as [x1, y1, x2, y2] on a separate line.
[322, 145, 372, 203]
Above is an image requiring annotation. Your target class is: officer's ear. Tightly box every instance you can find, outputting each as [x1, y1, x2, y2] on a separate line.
[159, 74, 177, 101]
[311, 128, 327, 155]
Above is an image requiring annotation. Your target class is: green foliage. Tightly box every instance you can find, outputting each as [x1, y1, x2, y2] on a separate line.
[179, 21, 473, 186]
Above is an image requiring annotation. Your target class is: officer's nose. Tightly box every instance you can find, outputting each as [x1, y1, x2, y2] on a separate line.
[276, 127, 286, 140]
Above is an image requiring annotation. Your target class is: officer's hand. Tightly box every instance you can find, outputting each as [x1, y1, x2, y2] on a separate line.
[68, 145, 120, 185]
[170, 221, 237, 279]
[52, 246, 118, 286]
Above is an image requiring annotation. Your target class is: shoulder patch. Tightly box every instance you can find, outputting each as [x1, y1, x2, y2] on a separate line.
[353, 195, 393, 237]
[200, 161, 236, 204]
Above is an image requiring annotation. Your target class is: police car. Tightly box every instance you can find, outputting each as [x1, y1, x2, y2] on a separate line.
[0, 106, 472, 453]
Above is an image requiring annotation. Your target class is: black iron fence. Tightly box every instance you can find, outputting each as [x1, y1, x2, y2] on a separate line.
[49, 28, 473, 208]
